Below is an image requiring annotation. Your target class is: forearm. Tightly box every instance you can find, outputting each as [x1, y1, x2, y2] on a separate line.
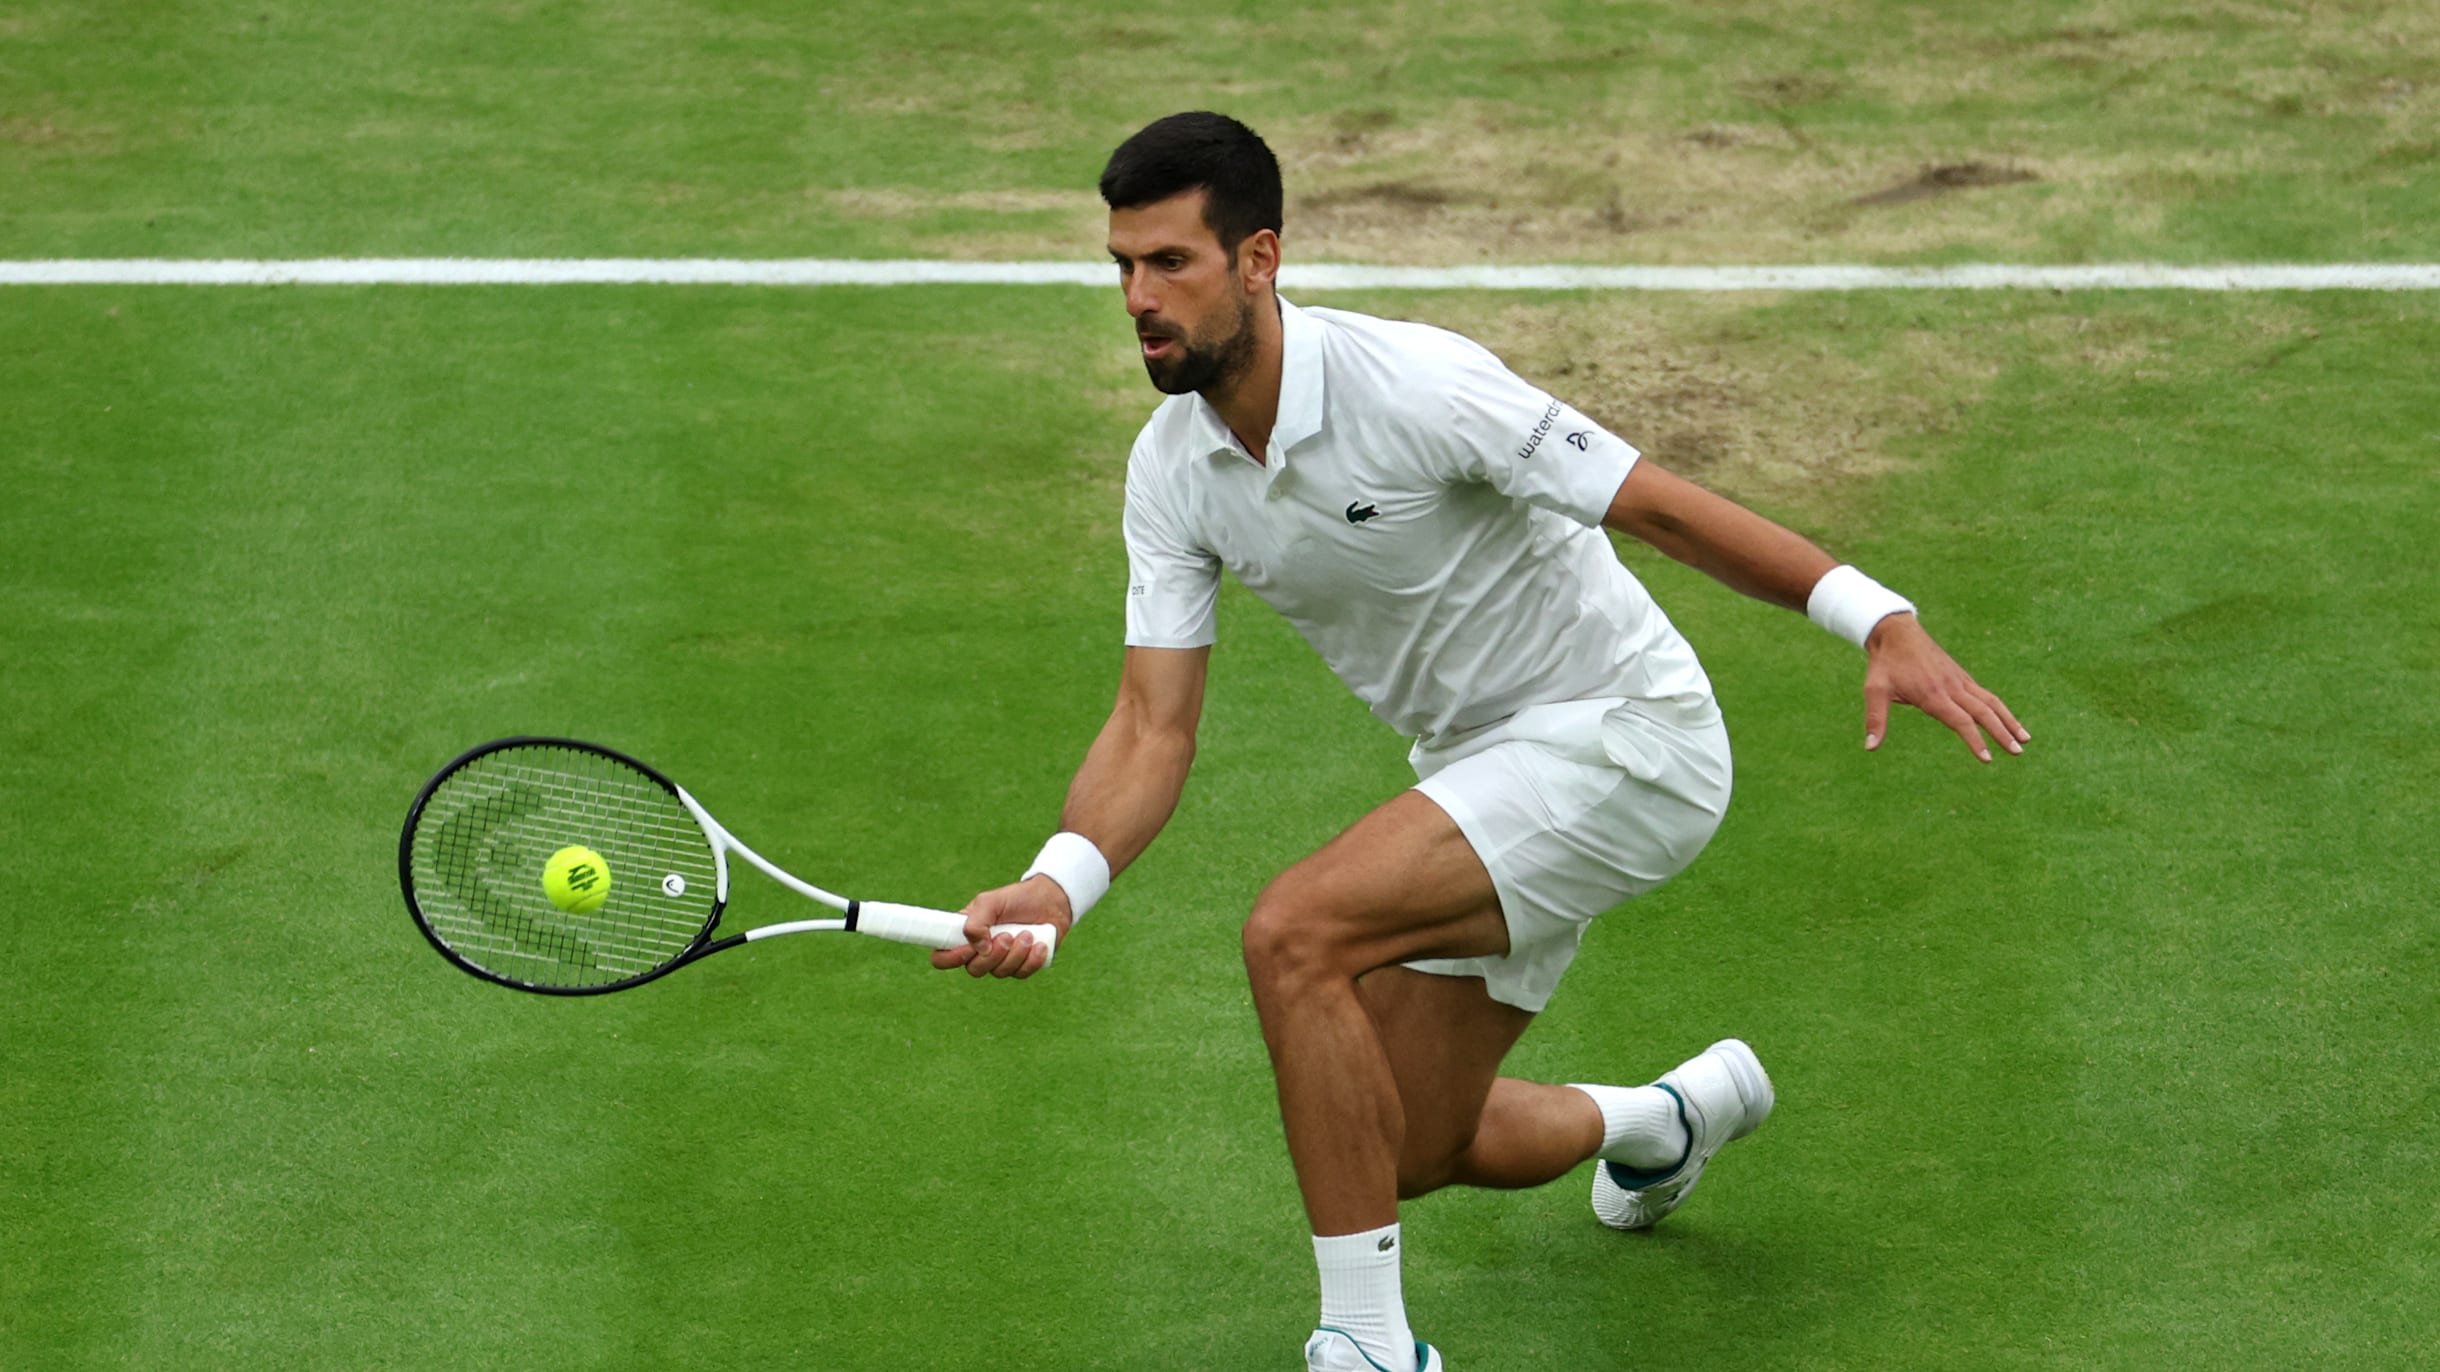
[1056, 697, 1196, 880]
[1605, 462, 1836, 612]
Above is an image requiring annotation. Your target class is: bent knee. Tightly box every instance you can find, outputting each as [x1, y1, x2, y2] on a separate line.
[1240, 881, 1364, 986]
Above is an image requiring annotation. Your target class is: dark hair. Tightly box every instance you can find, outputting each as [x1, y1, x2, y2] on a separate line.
[1098, 112, 1283, 253]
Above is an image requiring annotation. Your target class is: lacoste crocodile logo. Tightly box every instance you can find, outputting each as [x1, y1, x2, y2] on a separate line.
[1345, 501, 1382, 525]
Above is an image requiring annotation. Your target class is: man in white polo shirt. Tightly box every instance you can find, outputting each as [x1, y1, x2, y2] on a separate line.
[933, 112, 2028, 1372]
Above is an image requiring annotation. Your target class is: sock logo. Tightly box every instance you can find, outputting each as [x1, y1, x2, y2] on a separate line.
[1376, 1234, 1395, 1252]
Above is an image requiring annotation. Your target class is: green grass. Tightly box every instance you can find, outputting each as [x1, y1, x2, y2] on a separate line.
[3, 283, 2435, 1368]
[5, 2, 2440, 1367]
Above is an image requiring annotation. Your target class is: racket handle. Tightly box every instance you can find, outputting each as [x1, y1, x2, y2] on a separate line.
[854, 900, 1059, 966]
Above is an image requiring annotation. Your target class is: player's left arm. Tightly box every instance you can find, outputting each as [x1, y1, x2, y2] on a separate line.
[1601, 459, 2030, 762]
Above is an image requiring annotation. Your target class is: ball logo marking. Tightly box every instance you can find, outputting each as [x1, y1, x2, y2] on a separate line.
[542, 845, 613, 914]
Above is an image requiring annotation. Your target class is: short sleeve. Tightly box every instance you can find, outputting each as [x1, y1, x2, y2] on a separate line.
[1121, 446, 1220, 649]
[1425, 340, 1640, 526]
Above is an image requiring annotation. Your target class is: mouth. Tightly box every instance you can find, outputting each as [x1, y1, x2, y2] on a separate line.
[1136, 323, 1179, 361]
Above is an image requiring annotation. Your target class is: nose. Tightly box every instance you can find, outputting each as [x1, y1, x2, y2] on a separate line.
[1123, 271, 1158, 321]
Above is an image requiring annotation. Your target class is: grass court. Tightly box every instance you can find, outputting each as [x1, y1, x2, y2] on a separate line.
[3, 2, 2435, 1367]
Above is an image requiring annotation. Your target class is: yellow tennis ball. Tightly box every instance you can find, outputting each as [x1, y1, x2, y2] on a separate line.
[543, 845, 612, 914]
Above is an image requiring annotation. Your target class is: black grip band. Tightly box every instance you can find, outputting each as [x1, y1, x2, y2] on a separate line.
[843, 899, 861, 931]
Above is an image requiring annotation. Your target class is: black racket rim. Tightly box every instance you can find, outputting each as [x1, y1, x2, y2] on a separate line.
[398, 736, 731, 996]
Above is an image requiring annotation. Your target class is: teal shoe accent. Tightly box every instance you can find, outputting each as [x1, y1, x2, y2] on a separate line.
[1310, 1328, 1432, 1372]
[1598, 1081, 1693, 1188]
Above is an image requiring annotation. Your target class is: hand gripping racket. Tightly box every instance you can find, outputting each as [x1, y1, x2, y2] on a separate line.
[399, 737, 1054, 995]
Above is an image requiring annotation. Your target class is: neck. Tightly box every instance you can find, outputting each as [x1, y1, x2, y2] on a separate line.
[1203, 294, 1285, 465]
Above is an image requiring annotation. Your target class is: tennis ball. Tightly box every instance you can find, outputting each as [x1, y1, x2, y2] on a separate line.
[543, 845, 612, 914]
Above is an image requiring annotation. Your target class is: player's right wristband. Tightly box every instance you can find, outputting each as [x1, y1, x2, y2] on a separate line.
[1022, 831, 1110, 925]
[1807, 564, 1916, 649]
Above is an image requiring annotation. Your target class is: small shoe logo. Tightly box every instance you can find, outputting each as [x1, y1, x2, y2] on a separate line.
[1376, 1234, 1396, 1252]
[1345, 501, 1382, 524]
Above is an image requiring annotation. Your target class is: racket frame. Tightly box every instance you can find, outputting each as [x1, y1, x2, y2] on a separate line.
[399, 736, 1029, 996]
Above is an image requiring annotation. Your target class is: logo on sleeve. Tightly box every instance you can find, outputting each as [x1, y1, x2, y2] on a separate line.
[1567, 431, 1590, 451]
[1514, 399, 1563, 461]
[1344, 501, 1382, 525]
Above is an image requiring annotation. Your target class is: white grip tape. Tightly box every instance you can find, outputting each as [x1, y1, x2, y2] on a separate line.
[1807, 564, 1916, 649]
[855, 900, 1058, 965]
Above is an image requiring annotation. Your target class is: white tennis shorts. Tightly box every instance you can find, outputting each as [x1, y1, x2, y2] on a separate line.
[1404, 696, 1732, 1012]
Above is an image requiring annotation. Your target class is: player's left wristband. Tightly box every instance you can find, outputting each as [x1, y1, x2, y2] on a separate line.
[1022, 831, 1110, 925]
[1807, 564, 1916, 649]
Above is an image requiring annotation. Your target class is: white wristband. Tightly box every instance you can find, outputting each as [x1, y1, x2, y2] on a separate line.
[1807, 564, 1916, 649]
[1021, 831, 1111, 925]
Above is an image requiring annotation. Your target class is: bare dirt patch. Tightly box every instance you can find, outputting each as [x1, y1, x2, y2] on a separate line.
[1851, 162, 2040, 207]
[1264, 105, 2059, 267]
[1396, 295, 2000, 525]
[828, 0, 2436, 267]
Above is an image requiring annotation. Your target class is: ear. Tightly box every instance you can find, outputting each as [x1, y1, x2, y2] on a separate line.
[1235, 228, 1281, 295]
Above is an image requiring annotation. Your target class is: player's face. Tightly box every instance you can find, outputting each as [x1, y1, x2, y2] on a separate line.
[1108, 191, 1260, 396]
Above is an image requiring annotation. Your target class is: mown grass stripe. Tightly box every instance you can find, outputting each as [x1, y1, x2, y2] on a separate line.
[4, 260, 2440, 289]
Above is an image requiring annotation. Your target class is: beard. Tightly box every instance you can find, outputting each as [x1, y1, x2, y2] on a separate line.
[1139, 294, 1258, 396]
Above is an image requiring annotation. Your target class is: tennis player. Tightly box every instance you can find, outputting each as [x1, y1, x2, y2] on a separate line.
[935, 112, 2028, 1372]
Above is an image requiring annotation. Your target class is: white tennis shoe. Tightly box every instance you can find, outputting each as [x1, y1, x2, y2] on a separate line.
[1591, 1037, 1773, 1231]
[1304, 1328, 1444, 1372]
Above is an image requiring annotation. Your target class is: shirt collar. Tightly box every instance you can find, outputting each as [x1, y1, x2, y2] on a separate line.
[1189, 295, 1325, 469]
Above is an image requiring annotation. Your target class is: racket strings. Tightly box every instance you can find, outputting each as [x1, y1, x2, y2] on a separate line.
[408, 744, 721, 989]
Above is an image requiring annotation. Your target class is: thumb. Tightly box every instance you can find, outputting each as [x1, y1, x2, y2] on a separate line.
[961, 888, 1009, 944]
[1864, 678, 1892, 752]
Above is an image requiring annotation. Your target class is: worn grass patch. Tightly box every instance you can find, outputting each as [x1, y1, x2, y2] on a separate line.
[3, 0, 2433, 260]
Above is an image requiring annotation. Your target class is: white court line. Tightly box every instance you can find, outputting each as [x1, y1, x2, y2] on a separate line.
[1, 259, 2438, 290]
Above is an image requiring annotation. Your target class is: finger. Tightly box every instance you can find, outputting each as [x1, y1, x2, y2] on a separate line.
[964, 936, 1009, 979]
[1927, 694, 1993, 762]
[1984, 690, 2031, 744]
[931, 942, 979, 971]
[989, 931, 1033, 979]
[961, 899, 999, 945]
[1007, 935, 1052, 980]
[1965, 693, 2022, 756]
[1864, 680, 1892, 752]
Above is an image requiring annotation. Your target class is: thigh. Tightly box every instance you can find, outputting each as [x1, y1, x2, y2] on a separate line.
[1257, 787, 1513, 972]
[1357, 966, 1535, 1177]
[1405, 716, 1732, 1012]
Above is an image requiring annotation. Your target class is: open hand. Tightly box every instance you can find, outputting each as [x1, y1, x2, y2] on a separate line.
[1863, 614, 2030, 763]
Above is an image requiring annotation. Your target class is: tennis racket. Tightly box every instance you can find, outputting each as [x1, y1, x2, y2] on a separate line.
[399, 736, 1054, 995]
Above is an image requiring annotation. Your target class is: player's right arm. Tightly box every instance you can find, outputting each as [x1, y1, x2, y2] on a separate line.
[933, 643, 1208, 978]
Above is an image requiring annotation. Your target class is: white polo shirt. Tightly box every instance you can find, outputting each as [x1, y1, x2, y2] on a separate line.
[1121, 298, 1717, 747]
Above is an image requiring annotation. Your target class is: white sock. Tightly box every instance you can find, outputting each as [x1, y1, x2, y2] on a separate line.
[1314, 1223, 1414, 1371]
[1570, 1082, 1690, 1172]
